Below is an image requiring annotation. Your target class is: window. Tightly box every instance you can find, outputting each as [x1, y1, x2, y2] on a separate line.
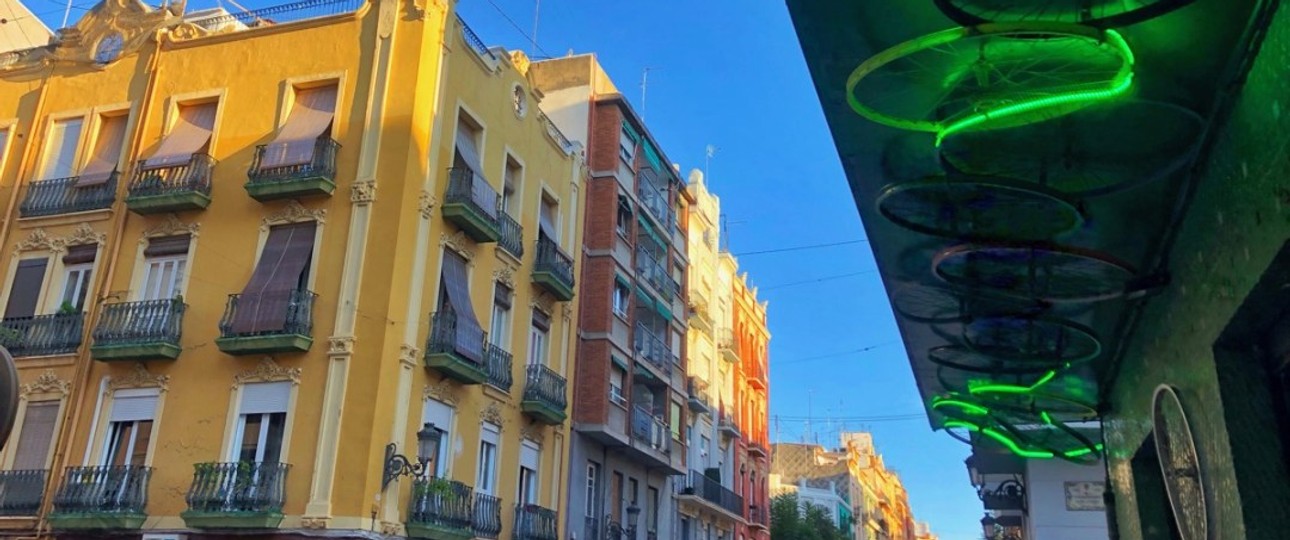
[232, 382, 290, 464]
[503, 156, 522, 214]
[4, 259, 47, 319]
[453, 111, 483, 174]
[490, 283, 513, 350]
[539, 192, 560, 245]
[647, 487, 660, 533]
[670, 401, 683, 441]
[421, 398, 454, 478]
[585, 461, 600, 517]
[671, 330, 683, 365]
[477, 422, 500, 494]
[11, 401, 59, 470]
[259, 84, 338, 170]
[59, 245, 96, 312]
[699, 435, 710, 459]
[619, 125, 636, 164]
[140, 235, 189, 300]
[518, 441, 540, 504]
[143, 101, 217, 169]
[230, 222, 315, 334]
[612, 280, 630, 317]
[528, 309, 550, 366]
[77, 113, 128, 186]
[103, 389, 157, 466]
[39, 117, 83, 180]
[609, 365, 626, 406]
[616, 196, 632, 237]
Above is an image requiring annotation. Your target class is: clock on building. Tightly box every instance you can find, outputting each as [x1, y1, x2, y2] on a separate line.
[94, 32, 124, 64]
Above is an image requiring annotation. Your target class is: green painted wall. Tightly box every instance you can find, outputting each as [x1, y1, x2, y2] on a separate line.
[1104, 3, 1290, 539]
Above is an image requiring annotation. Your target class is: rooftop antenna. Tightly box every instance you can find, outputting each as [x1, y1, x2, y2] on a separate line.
[61, 0, 73, 28]
[807, 389, 815, 446]
[705, 144, 718, 181]
[530, 0, 540, 57]
[640, 68, 651, 121]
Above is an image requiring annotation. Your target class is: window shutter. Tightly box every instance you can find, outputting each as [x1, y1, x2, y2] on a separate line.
[143, 102, 217, 170]
[521, 441, 540, 471]
[76, 115, 128, 187]
[453, 118, 483, 174]
[423, 398, 454, 433]
[12, 401, 59, 470]
[109, 391, 157, 422]
[532, 309, 550, 332]
[481, 422, 500, 444]
[259, 85, 338, 169]
[40, 118, 83, 180]
[230, 222, 316, 333]
[239, 381, 291, 415]
[4, 259, 47, 318]
[494, 282, 512, 310]
[143, 235, 191, 257]
[62, 244, 97, 265]
[440, 250, 484, 363]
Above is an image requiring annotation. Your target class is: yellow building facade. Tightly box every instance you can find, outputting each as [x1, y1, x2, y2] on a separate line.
[0, 0, 583, 539]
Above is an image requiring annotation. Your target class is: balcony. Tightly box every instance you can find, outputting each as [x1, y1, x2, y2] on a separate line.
[747, 440, 768, 459]
[718, 415, 741, 440]
[748, 362, 768, 391]
[90, 299, 185, 361]
[676, 470, 744, 520]
[0, 470, 46, 516]
[532, 235, 575, 301]
[19, 174, 117, 218]
[405, 477, 474, 540]
[512, 503, 558, 540]
[521, 364, 567, 425]
[632, 324, 672, 378]
[635, 172, 671, 229]
[498, 211, 524, 259]
[125, 154, 214, 214]
[982, 481, 1026, 511]
[215, 290, 316, 355]
[49, 465, 151, 530]
[748, 504, 769, 530]
[442, 167, 501, 243]
[630, 405, 681, 472]
[688, 287, 713, 333]
[424, 312, 488, 385]
[718, 328, 739, 363]
[245, 137, 339, 201]
[484, 343, 513, 392]
[0, 313, 84, 357]
[472, 493, 502, 539]
[635, 248, 675, 304]
[687, 377, 712, 415]
[181, 462, 289, 529]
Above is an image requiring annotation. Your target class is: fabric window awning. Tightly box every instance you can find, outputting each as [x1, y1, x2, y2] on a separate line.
[440, 250, 484, 363]
[621, 120, 639, 144]
[636, 214, 665, 248]
[259, 85, 337, 170]
[230, 221, 316, 334]
[634, 285, 657, 313]
[4, 259, 47, 318]
[62, 244, 97, 265]
[453, 119, 484, 174]
[538, 204, 557, 240]
[142, 102, 217, 170]
[76, 115, 127, 187]
[643, 140, 663, 172]
[143, 235, 191, 257]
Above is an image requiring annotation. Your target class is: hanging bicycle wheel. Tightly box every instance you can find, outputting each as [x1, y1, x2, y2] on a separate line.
[939, 100, 1204, 197]
[933, 243, 1137, 303]
[963, 314, 1101, 363]
[993, 410, 1103, 463]
[933, 0, 1197, 28]
[935, 364, 1051, 394]
[970, 386, 1099, 420]
[891, 283, 1048, 324]
[846, 24, 1134, 141]
[930, 345, 1065, 375]
[877, 175, 1084, 242]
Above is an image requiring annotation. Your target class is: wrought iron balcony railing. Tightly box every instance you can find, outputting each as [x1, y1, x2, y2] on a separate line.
[513, 503, 558, 540]
[522, 364, 567, 420]
[407, 477, 473, 535]
[184, 462, 289, 515]
[687, 377, 711, 414]
[679, 470, 743, 516]
[425, 311, 488, 384]
[92, 299, 184, 348]
[630, 405, 670, 454]
[635, 172, 670, 228]
[0, 313, 84, 357]
[484, 342, 513, 392]
[499, 211, 524, 258]
[127, 154, 214, 203]
[189, 0, 364, 30]
[20, 174, 117, 217]
[0, 469, 45, 516]
[632, 323, 672, 377]
[533, 234, 575, 300]
[248, 137, 340, 185]
[52, 465, 151, 516]
[456, 14, 497, 60]
[472, 492, 502, 539]
[443, 167, 502, 242]
[218, 290, 316, 339]
[635, 247, 675, 302]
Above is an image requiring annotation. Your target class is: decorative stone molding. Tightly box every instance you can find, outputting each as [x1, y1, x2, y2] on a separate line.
[480, 402, 504, 429]
[262, 200, 327, 229]
[328, 336, 355, 355]
[350, 179, 377, 204]
[562, 303, 574, 322]
[48, 0, 176, 67]
[164, 21, 209, 42]
[424, 380, 458, 406]
[21, 370, 71, 398]
[493, 266, 516, 289]
[300, 516, 330, 529]
[108, 363, 170, 393]
[419, 191, 437, 220]
[140, 214, 200, 242]
[398, 344, 420, 367]
[520, 424, 545, 445]
[66, 223, 108, 246]
[440, 231, 476, 264]
[531, 294, 555, 317]
[233, 357, 302, 388]
[15, 229, 61, 253]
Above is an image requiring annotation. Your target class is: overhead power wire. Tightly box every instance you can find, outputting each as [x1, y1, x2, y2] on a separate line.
[732, 238, 869, 257]
[771, 340, 900, 366]
[483, 0, 552, 59]
[760, 269, 877, 291]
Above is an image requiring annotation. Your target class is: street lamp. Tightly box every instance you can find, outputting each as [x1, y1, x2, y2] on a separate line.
[626, 504, 641, 538]
[381, 423, 442, 490]
[980, 514, 999, 539]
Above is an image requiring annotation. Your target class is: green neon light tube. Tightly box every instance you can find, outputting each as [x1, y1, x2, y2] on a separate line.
[968, 369, 1059, 396]
[931, 398, 990, 416]
[981, 427, 1056, 459]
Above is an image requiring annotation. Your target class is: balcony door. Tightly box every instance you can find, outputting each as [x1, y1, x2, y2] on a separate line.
[103, 390, 157, 467]
[232, 382, 289, 465]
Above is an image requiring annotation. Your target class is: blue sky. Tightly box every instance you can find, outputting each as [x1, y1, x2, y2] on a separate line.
[35, 0, 981, 537]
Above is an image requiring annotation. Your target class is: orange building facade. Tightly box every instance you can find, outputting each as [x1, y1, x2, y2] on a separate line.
[732, 268, 770, 540]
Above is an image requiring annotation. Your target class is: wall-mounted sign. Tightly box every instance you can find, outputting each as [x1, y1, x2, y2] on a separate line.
[1064, 481, 1106, 511]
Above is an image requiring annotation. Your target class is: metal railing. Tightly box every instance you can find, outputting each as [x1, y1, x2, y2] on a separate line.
[749, 504, 768, 527]
[472, 492, 502, 539]
[523, 364, 567, 412]
[513, 504, 558, 540]
[218, 289, 316, 338]
[247, 137, 340, 184]
[19, 174, 118, 217]
[718, 414, 741, 439]
[425, 311, 486, 365]
[407, 477, 473, 532]
[190, 0, 365, 31]
[484, 342, 513, 392]
[635, 247, 675, 302]
[632, 323, 672, 377]
[584, 516, 601, 540]
[445, 167, 501, 226]
[0, 470, 46, 516]
[128, 154, 215, 200]
[687, 377, 710, 411]
[499, 211, 524, 258]
[0, 313, 84, 357]
[630, 405, 670, 454]
[456, 14, 496, 60]
[92, 299, 185, 348]
[679, 471, 743, 516]
[635, 173, 670, 228]
[52, 465, 151, 516]
[185, 462, 289, 514]
[534, 234, 575, 289]
[718, 327, 738, 358]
